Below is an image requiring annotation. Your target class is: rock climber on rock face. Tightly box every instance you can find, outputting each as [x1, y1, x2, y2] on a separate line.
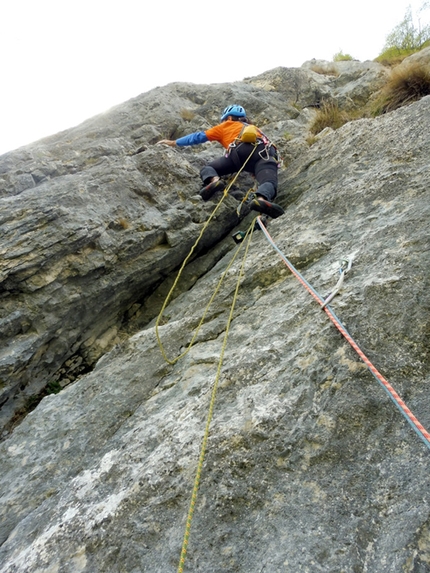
[158, 104, 284, 219]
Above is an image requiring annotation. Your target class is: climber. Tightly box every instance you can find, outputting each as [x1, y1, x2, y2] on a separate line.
[157, 104, 284, 219]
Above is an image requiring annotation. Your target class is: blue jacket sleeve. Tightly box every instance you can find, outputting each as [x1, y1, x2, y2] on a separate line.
[176, 131, 209, 146]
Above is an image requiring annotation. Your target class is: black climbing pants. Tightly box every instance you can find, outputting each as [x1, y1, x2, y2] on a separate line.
[200, 142, 279, 201]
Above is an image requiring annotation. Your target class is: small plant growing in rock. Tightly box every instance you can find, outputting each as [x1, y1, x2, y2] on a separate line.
[306, 134, 319, 146]
[371, 61, 430, 114]
[180, 108, 196, 121]
[118, 217, 130, 230]
[333, 50, 354, 61]
[309, 101, 350, 134]
[291, 101, 303, 111]
[108, 218, 130, 231]
[46, 381, 62, 395]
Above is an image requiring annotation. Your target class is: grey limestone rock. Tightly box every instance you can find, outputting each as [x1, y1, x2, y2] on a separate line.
[0, 60, 429, 572]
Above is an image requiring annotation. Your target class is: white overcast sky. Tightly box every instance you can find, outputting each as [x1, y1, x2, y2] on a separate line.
[1, 0, 428, 155]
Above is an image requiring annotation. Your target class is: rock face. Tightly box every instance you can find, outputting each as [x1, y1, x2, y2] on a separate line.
[0, 59, 430, 572]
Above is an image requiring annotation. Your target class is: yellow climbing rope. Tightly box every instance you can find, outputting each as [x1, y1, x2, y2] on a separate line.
[177, 219, 255, 573]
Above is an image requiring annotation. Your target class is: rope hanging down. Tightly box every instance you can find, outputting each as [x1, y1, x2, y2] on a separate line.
[176, 221, 255, 573]
[256, 216, 430, 451]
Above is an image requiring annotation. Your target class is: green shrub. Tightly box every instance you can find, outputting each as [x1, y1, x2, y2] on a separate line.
[376, 3, 430, 65]
[371, 61, 430, 115]
[46, 381, 62, 395]
[375, 46, 418, 66]
[384, 5, 430, 51]
[333, 50, 354, 61]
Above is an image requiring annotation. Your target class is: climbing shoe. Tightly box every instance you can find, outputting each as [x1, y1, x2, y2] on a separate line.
[199, 179, 225, 201]
[249, 197, 284, 219]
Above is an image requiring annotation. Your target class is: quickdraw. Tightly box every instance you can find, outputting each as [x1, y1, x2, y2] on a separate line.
[322, 257, 353, 308]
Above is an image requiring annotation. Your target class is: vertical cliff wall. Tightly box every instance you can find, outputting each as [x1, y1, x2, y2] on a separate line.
[0, 66, 429, 572]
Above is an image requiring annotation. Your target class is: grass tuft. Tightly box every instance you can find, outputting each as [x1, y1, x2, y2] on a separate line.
[180, 109, 196, 121]
[371, 61, 430, 115]
[118, 218, 130, 230]
[306, 134, 319, 146]
[309, 101, 350, 135]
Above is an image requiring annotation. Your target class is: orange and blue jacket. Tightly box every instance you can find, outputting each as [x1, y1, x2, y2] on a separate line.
[176, 120, 258, 149]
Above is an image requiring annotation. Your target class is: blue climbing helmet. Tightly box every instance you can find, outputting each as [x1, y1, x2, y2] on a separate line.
[220, 104, 247, 122]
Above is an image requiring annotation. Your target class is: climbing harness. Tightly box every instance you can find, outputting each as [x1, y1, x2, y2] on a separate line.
[256, 216, 430, 451]
[230, 134, 281, 219]
[228, 123, 280, 169]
